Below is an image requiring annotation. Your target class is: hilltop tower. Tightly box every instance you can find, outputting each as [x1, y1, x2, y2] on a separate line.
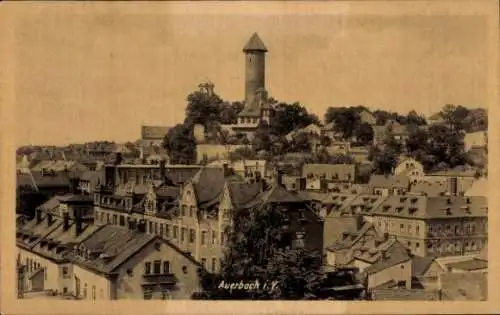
[243, 33, 268, 108]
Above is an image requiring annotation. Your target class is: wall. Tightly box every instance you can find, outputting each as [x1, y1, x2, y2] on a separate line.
[371, 216, 427, 256]
[367, 259, 412, 289]
[114, 240, 201, 300]
[72, 264, 112, 300]
[196, 144, 252, 163]
[245, 52, 266, 104]
[18, 247, 60, 293]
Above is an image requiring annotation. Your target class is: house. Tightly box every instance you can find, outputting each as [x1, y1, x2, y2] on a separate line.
[363, 247, 413, 290]
[367, 174, 410, 196]
[325, 222, 411, 276]
[373, 121, 410, 146]
[67, 225, 203, 300]
[423, 166, 478, 193]
[78, 170, 104, 196]
[141, 125, 171, 147]
[302, 164, 357, 192]
[393, 157, 424, 184]
[464, 131, 487, 152]
[16, 194, 99, 296]
[411, 256, 445, 290]
[371, 195, 488, 257]
[285, 123, 323, 142]
[232, 159, 269, 180]
[219, 177, 324, 255]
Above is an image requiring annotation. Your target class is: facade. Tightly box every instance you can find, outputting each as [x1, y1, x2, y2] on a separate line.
[371, 195, 487, 257]
[394, 158, 424, 184]
[302, 164, 357, 192]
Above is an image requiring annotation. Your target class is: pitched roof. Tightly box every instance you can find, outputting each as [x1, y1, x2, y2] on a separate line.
[191, 167, 225, 201]
[69, 225, 156, 275]
[261, 183, 304, 204]
[30, 171, 71, 188]
[373, 195, 487, 219]
[228, 181, 263, 208]
[464, 177, 488, 197]
[368, 174, 410, 189]
[363, 249, 412, 275]
[446, 259, 488, 271]
[326, 222, 375, 251]
[155, 184, 180, 199]
[439, 272, 487, 301]
[243, 33, 268, 52]
[410, 181, 448, 197]
[412, 256, 436, 277]
[141, 125, 171, 140]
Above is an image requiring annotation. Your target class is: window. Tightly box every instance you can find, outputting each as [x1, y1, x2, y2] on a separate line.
[181, 205, 187, 216]
[106, 213, 110, 223]
[212, 231, 217, 244]
[190, 229, 196, 243]
[119, 215, 125, 226]
[416, 225, 420, 235]
[201, 258, 207, 268]
[407, 225, 412, 233]
[62, 266, 70, 278]
[155, 222, 158, 234]
[100, 212, 104, 223]
[163, 261, 170, 274]
[173, 226, 178, 239]
[160, 224, 164, 237]
[181, 228, 187, 242]
[149, 222, 153, 234]
[211, 258, 217, 272]
[189, 206, 195, 217]
[92, 285, 96, 300]
[144, 262, 151, 275]
[202, 231, 207, 245]
[166, 224, 170, 238]
[400, 224, 404, 232]
[221, 232, 225, 246]
[113, 215, 117, 225]
[153, 260, 161, 274]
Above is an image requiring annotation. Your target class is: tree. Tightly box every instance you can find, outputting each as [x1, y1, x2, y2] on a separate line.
[354, 123, 374, 146]
[229, 147, 255, 161]
[290, 132, 311, 153]
[324, 107, 361, 140]
[252, 122, 272, 152]
[406, 110, 427, 126]
[372, 109, 407, 126]
[426, 124, 468, 170]
[184, 88, 225, 126]
[198, 204, 324, 300]
[440, 104, 470, 131]
[368, 145, 398, 175]
[219, 101, 245, 125]
[270, 102, 320, 137]
[163, 124, 197, 164]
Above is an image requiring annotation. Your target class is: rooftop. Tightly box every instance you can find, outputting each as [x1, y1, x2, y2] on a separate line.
[243, 33, 268, 52]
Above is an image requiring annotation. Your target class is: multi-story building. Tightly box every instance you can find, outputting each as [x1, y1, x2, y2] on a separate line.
[368, 174, 410, 196]
[302, 164, 357, 192]
[371, 194, 487, 257]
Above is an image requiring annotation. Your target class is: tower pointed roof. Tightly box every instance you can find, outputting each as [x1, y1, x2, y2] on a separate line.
[243, 33, 268, 53]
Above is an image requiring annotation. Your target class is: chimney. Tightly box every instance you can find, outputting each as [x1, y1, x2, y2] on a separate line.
[276, 170, 284, 186]
[75, 218, 83, 236]
[63, 212, 70, 231]
[447, 177, 458, 196]
[36, 209, 42, 224]
[160, 159, 166, 179]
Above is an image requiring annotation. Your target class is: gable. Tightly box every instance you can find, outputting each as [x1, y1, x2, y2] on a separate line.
[181, 183, 197, 206]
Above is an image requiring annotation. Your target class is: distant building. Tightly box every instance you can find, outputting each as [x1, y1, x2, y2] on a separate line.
[464, 131, 487, 152]
[393, 157, 424, 184]
[302, 164, 357, 192]
[371, 195, 487, 257]
[373, 121, 410, 146]
[141, 126, 171, 147]
[367, 175, 410, 196]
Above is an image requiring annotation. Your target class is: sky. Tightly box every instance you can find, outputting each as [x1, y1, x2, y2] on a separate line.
[11, 3, 491, 146]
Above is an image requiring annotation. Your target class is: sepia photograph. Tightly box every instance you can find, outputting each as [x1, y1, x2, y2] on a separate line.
[1, 1, 498, 314]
